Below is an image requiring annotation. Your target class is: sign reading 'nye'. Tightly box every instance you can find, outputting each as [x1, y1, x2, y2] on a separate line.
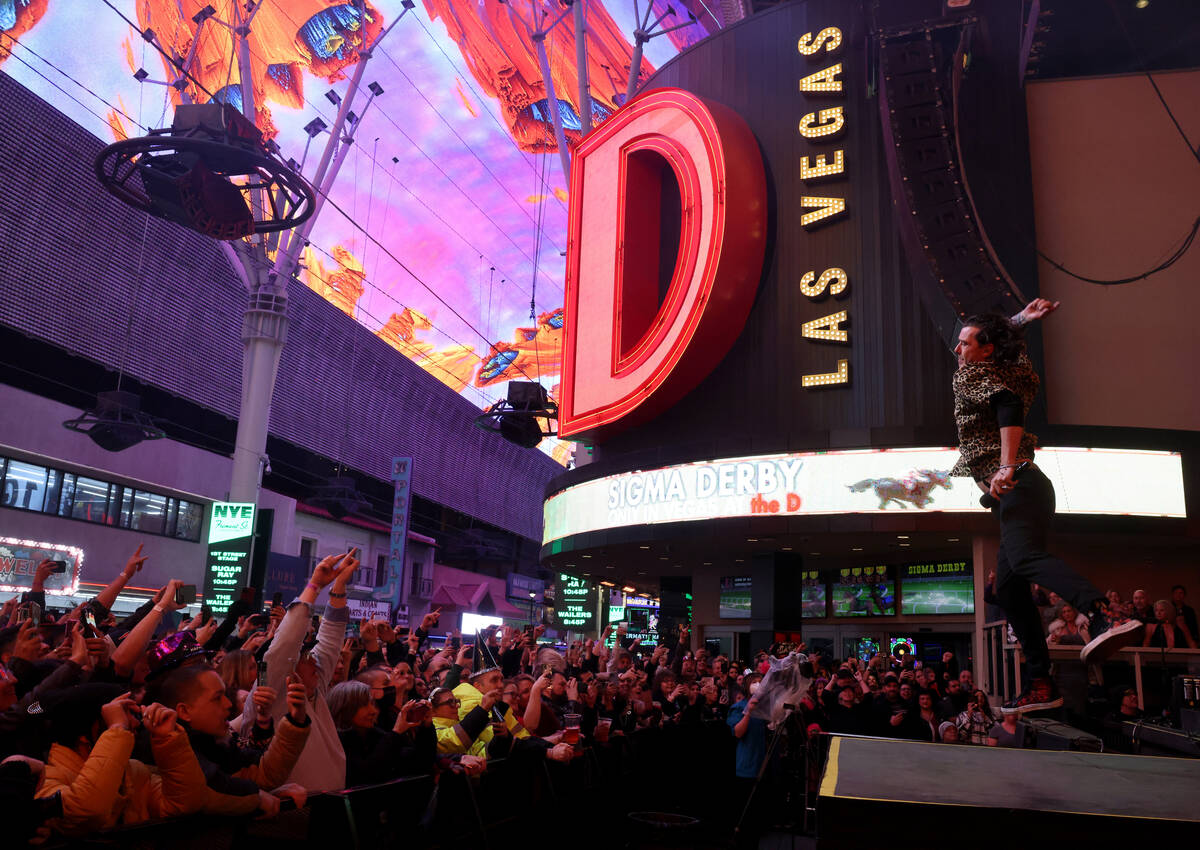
[204, 502, 254, 615]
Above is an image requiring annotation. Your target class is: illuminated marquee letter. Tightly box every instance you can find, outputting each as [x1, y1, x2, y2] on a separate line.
[802, 360, 849, 388]
[799, 268, 848, 298]
[801, 311, 849, 343]
[801, 196, 846, 227]
[559, 89, 767, 440]
[799, 63, 843, 94]
[798, 107, 844, 139]
[798, 27, 843, 56]
[800, 150, 845, 180]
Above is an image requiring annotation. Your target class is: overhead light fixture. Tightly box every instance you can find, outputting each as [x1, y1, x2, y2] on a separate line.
[622, 586, 636, 593]
[637, 571, 647, 576]
[809, 552, 820, 556]
[1135, 0, 1149, 8]
[897, 535, 910, 539]
[746, 537, 758, 542]
[581, 554, 591, 558]
[735, 559, 744, 563]
[702, 562, 712, 566]
[781, 546, 793, 551]
[948, 538, 960, 542]
[899, 543, 910, 547]
[600, 580, 615, 587]
[639, 545, 651, 550]
[852, 547, 863, 552]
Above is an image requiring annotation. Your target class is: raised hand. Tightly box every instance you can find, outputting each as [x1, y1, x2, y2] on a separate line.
[252, 686, 278, 719]
[154, 580, 187, 613]
[565, 677, 579, 702]
[331, 548, 360, 589]
[123, 544, 148, 578]
[1019, 298, 1059, 323]
[309, 551, 353, 590]
[12, 620, 48, 662]
[194, 619, 218, 646]
[100, 692, 141, 731]
[480, 688, 502, 711]
[285, 673, 308, 724]
[67, 622, 91, 669]
[141, 703, 179, 740]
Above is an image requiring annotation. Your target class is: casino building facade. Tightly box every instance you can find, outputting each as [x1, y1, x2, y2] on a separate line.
[539, 0, 1200, 695]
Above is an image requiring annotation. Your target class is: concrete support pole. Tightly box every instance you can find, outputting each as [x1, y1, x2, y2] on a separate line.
[533, 31, 573, 184]
[573, 0, 592, 134]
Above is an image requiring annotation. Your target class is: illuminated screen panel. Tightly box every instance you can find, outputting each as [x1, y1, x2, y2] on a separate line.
[543, 447, 1187, 544]
[900, 560, 974, 615]
[719, 576, 751, 618]
[0, 3, 712, 464]
[832, 566, 894, 617]
[802, 571, 827, 619]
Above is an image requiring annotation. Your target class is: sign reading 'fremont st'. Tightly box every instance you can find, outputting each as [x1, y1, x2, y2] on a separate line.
[543, 448, 1186, 544]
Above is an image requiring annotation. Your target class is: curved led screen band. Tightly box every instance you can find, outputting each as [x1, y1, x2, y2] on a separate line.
[543, 447, 1187, 545]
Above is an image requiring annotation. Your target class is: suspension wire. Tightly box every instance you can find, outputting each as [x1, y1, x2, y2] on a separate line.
[308, 180, 543, 385]
[0, 40, 134, 131]
[263, 0, 566, 248]
[114, 217, 154, 393]
[410, 10, 569, 215]
[347, 139, 558, 302]
[374, 43, 566, 252]
[99, 0, 218, 100]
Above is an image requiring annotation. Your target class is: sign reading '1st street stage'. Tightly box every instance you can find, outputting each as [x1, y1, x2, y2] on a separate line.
[554, 573, 596, 631]
[204, 502, 255, 615]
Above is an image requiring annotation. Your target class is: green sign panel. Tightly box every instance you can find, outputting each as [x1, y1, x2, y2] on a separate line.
[554, 573, 595, 631]
[204, 502, 255, 615]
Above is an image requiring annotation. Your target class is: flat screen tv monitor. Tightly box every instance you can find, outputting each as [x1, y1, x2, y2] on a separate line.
[802, 571, 827, 618]
[719, 576, 751, 618]
[900, 561, 974, 614]
[831, 567, 895, 616]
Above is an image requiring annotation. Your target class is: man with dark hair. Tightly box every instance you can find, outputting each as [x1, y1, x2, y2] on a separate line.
[951, 299, 1142, 715]
[1171, 585, 1198, 640]
[162, 664, 309, 815]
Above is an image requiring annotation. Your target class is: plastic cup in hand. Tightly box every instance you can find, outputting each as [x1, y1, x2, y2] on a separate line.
[563, 713, 581, 746]
[594, 717, 612, 743]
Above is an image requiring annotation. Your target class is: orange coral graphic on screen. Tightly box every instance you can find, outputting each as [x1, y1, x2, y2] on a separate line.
[302, 244, 365, 317]
[474, 308, 562, 387]
[135, 0, 382, 138]
[0, 0, 49, 66]
[376, 307, 481, 393]
[422, 0, 649, 153]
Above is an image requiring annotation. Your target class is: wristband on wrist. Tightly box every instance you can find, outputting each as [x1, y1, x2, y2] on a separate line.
[305, 582, 320, 593]
[328, 591, 346, 599]
[152, 604, 167, 614]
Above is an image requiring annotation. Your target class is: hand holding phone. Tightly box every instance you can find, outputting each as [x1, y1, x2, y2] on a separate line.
[175, 584, 197, 607]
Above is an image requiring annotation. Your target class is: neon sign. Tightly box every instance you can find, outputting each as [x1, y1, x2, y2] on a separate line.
[559, 88, 767, 441]
[0, 537, 83, 596]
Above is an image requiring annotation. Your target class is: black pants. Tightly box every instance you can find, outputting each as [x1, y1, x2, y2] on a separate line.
[990, 465, 1104, 680]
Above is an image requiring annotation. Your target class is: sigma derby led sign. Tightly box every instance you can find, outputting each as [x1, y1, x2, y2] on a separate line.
[204, 502, 255, 615]
[543, 447, 1186, 544]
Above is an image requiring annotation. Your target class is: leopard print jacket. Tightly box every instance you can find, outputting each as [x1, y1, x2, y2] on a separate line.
[951, 354, 1040, 482]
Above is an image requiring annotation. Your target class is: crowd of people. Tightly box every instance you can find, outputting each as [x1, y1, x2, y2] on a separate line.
[2, 546, 1193, 844]
[0, 547, 775, 845]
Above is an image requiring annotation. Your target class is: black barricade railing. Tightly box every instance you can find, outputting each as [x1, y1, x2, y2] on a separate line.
[43, 720, 766, 850]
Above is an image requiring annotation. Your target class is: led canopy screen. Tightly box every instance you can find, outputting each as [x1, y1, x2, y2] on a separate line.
[900, 561, 974, 615]
[543, 447, 1186, 544]
[0, 2, 711, 464]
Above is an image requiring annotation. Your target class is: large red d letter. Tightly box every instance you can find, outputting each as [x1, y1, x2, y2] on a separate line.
[559, 88, 767, 442]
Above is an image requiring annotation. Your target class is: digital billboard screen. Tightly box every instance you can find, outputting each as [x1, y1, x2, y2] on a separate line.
[900, 560, 974, 615]
[832, 566, 894, 617]
[719, 576, 751, 618]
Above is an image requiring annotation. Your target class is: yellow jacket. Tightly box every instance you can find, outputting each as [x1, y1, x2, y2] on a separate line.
[37, 727, 206, 836]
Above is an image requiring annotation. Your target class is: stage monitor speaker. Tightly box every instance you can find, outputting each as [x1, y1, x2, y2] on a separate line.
[1024, 717, 1103, 753]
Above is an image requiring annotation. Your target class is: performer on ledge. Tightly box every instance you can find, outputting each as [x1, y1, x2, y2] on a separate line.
[951, 299, 1143, 715]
